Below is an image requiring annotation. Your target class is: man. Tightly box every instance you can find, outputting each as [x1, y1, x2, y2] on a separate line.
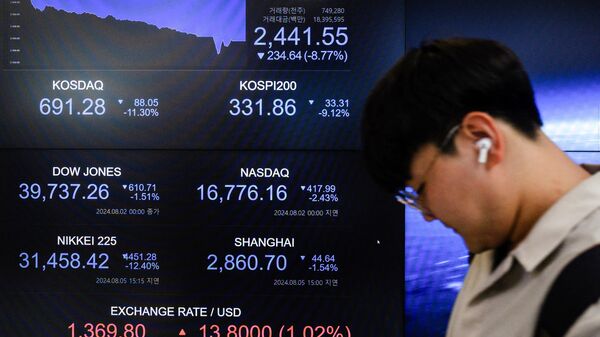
[362, 37, 600, 336]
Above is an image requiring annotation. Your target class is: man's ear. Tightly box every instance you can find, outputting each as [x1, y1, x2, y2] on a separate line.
[460, 111, 505, 166]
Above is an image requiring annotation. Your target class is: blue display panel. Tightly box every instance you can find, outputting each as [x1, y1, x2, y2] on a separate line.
[405, 209, 467, 337]
[0, 1, 405, 336]
[536, 76, 600, 151]
[1, 1, 403, 150]
[1, 150, 404, 336]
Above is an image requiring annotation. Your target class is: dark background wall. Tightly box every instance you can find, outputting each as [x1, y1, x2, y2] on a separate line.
[406, 0, 600, 77]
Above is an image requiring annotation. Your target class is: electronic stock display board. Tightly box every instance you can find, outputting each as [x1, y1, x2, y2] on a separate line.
[0, 1, 405, 336]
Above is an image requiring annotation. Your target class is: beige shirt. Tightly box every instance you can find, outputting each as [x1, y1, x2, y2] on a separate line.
[446, 173, 600, 337]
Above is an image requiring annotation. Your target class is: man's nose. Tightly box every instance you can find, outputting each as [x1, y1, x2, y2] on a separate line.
[422, 211, 437, 222]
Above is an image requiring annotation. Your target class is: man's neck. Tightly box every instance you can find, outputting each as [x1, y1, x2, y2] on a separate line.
[508, 134, 590, 250]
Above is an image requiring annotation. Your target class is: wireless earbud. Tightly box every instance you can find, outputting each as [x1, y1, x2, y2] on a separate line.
[475, 138, 492, 164]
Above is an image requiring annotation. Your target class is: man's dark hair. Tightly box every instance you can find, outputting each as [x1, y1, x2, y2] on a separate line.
[362, 37, 543, 193]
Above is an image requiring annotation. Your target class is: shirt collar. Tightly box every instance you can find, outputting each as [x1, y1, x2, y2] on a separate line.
[513, 172, 600, 272]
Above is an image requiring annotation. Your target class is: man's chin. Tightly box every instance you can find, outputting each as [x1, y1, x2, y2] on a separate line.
[465, 242, 496, 254]
[441, 221, 457, 232]
[462, 238, 487, 254]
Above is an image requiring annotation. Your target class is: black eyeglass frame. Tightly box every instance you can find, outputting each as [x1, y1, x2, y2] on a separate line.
[395, 124, 461, 212]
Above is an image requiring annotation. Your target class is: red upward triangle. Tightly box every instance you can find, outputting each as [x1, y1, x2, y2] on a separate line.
[179, 329, 187, 336]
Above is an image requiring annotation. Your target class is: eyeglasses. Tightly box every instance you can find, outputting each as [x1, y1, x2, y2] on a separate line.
[395, 125, 461, 213]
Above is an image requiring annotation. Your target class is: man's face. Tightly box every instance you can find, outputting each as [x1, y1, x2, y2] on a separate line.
[407, 138, 514, 253]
